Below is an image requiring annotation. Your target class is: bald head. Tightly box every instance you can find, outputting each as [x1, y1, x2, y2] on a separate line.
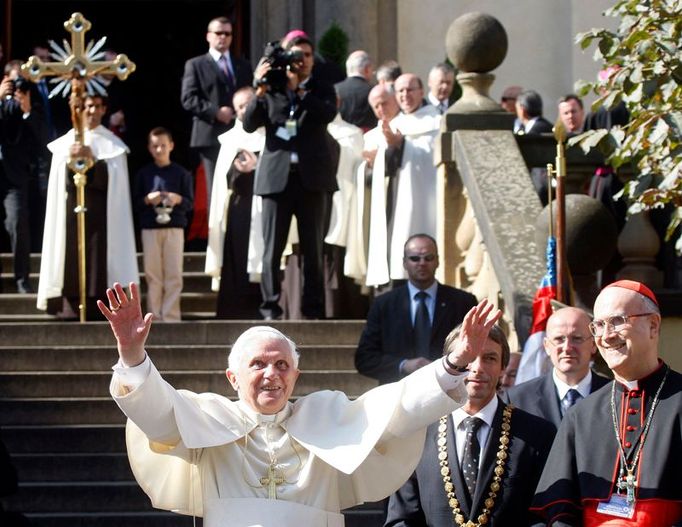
[544, 307, 596, 385]
[368, 84, 400, 122]
[394, 73, 424, 114]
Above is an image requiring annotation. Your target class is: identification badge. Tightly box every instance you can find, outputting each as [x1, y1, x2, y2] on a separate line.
[275, 126, 290, 141]
[285, 118, 297, 137]
[596, 494, 635, 519]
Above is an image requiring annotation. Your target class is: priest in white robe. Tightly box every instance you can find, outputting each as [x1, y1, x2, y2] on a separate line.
[100, 282, 501, 527]
[37, 94, 138, 317]
[366, 74, 441, 287]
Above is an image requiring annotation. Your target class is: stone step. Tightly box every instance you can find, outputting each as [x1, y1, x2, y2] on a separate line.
[0, 291, 218, 315]
[1, 344, 358, 371]
[0, 320, 365, 346]
[0, 252, 209, 274]
[0, 398, 127, 426]
[6, 482, 155, 512]
[3, 425, 126, 453]
[0, 271, 215, 295]
[21, 513, 205, 527]
[0, 371, 377, 398]
[11, 452, 133, 482]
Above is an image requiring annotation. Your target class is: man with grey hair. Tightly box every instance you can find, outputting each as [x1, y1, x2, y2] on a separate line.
[101, 281, 503, 526]
[335, 50, 376, 131]
[515, 89, 552, 135]
[426, 63, 456, 114]
[375, 60, 402, 92]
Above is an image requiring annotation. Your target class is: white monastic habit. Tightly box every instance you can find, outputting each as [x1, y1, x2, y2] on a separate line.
[205, 120, 265, 291]
[365, 105, 441, 286]
[37, 125, 138, 310]
[325, 114, 363, 248]
[111, 357, 466, 527]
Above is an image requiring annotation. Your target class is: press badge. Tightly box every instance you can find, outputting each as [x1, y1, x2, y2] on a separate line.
[275, 126, 290, 141]
[285, 118, 297, 137]
[596, 494, 635, 519]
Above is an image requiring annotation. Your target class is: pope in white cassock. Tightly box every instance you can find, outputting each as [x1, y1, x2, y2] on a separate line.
[99, 282, 500, 527]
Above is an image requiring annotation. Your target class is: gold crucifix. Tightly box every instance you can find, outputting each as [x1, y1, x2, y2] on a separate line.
[20, 13, 135, 322]
[260, 464, 285, 499]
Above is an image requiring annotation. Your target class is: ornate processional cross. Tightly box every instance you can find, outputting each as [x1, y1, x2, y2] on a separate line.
[20, 13, 135, 322]
[260, 464, 285, 499]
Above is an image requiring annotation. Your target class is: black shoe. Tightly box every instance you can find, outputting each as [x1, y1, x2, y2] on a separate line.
[16, 279, 34, 294]
[259, 303, 283, 321]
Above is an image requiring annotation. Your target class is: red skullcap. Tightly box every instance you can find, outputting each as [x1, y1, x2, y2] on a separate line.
[603, 280, 658, 306]
[283, 29, 309, 43]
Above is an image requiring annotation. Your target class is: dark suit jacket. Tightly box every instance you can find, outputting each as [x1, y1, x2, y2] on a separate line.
[503, 370, 610, 432]
[334, 75, 376, 130]
[0, 91, 47, 188]
[180, 52, 253, 148]
[242, 76, 339, 195]
[525, 116, 553, 135]
[354, 284, 477, 384]
[385, 399, 555, 527]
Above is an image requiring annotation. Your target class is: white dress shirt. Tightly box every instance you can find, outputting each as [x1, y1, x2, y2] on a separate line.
[451, 396, 498, 470]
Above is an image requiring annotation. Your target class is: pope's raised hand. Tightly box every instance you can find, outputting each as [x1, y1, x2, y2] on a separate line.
[97, 282, 152, 367]
[446, 299, 502, 370]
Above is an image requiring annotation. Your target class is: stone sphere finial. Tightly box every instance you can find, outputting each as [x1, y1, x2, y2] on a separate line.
[446, 12, 507, 74]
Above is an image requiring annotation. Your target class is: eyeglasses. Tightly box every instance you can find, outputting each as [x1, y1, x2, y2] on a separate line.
[546, 335, 591, 347]
[588, 313, 654, 337]
[405, 254, 437, 263]
[212, 31, 232, 36]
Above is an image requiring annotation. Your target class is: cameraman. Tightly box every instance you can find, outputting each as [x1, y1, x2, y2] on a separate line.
[243, 34, 339, 320]
[0, 61, 46, 294]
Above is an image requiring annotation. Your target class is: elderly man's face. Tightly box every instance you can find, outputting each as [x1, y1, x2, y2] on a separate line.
[226, 336, 300, 414]
[428, 69, 454, 103]
[369, 89, 399, 121]
[592, 288, 659, 377]
[395, 74, 423, 114]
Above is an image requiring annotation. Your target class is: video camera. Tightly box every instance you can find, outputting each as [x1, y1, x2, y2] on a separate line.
[257, 40, 304, 89]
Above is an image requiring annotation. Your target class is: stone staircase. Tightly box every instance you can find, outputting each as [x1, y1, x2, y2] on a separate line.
[0, 253, 383, 527]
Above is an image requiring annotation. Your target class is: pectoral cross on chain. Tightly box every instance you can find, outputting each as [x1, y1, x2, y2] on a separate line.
[260, 464, 285, 499]
[617, 469, 637, 504]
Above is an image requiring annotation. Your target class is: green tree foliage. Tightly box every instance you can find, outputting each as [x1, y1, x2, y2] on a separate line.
[317, 21, 349, 69]
[570, 0, 682, 248]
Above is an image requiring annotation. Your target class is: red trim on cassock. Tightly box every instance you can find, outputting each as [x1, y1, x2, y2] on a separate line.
[583, 499, 682, 526]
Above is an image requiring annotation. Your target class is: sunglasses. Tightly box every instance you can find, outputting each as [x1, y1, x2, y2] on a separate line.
[212, 31, 232, 36]
[405, 254, 436, 263]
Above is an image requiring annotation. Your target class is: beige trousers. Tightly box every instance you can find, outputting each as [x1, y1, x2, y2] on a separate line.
[141, 228, 184, 321]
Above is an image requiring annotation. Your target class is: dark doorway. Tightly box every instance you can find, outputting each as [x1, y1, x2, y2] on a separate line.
[6, 0, 250, 173]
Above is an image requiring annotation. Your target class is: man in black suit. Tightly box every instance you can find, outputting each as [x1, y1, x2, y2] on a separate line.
[181, 16, 252, 208]
[386, 324, 555, 527]
[355, 234, 477, 384]
[334, 50, 376, 131]
[243, 34, 339, 320]
[504, 307, 609, 432]
[0, 66, 46, 294]
[515, 89, 553, 135]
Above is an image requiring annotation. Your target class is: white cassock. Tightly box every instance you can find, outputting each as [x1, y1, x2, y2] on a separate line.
[205, 120, 265, 292]
[365, 105, 441, 286]
[37, 125, 138, 310]
[111, 358, 466, 527]
[325, 114, 364, 248]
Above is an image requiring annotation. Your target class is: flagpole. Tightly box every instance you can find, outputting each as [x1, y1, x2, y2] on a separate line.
[552, 120, 567, 303]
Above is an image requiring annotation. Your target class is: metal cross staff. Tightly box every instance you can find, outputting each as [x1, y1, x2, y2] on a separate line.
[20, 12, 135, 322]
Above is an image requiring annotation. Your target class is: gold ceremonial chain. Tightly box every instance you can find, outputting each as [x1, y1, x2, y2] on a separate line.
[610, 365, 669, 505]
[439, 405, 513, 527]
[239, 414, 303, 499]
